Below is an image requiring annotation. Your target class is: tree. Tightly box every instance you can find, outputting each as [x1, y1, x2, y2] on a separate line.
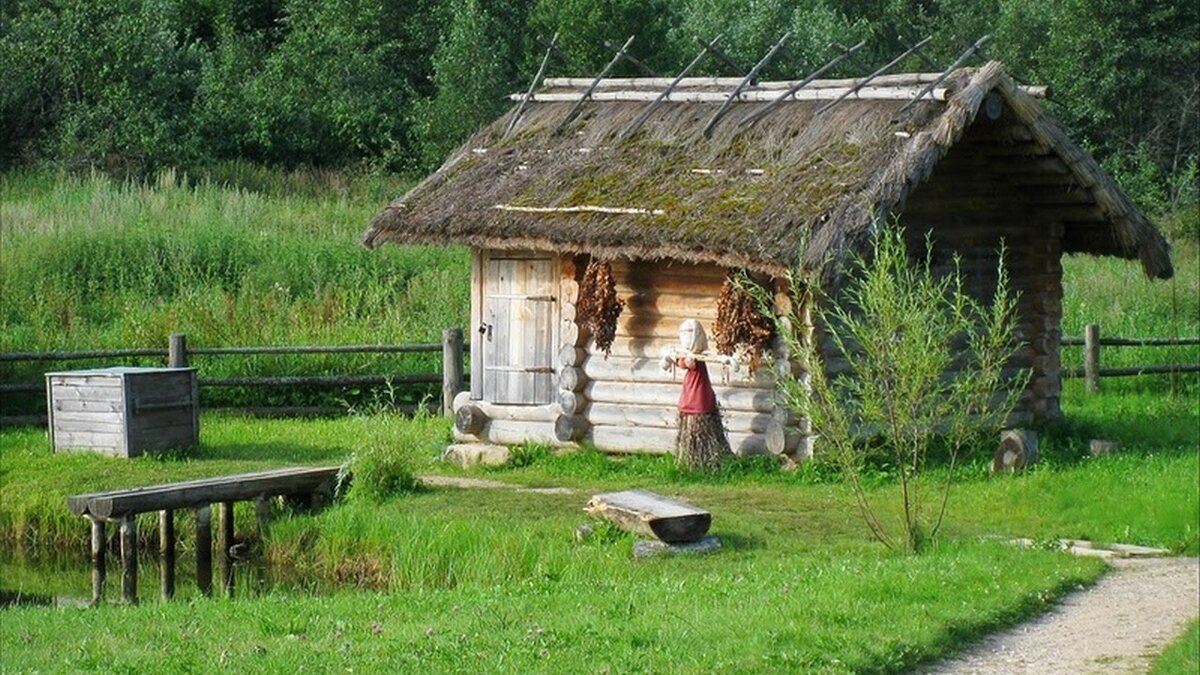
[414, 0, 510, 170]
[771, 225, 1028, 553]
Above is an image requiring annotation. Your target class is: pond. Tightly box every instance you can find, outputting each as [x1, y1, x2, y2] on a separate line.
[0, 546, 294, 608]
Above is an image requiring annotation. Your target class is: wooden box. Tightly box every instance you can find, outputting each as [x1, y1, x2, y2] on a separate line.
[46, 367, 199, 457]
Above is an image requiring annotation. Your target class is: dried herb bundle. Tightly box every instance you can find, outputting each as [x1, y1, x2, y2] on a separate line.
[714, 272, 775, 372]
[576, 259, 623, 356]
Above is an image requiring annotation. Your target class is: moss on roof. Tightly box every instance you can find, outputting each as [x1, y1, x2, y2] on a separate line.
[363, 63, 1172, 280]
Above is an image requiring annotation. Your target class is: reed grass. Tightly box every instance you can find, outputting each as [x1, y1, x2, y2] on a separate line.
[0, 170, 470, 410]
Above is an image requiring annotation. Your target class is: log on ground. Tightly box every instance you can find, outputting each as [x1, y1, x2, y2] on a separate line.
[585, 490, 711, 543]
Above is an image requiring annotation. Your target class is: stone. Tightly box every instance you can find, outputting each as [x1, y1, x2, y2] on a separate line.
[574, 523, 594, 542]
[632, 535, 722, 559]
[1089, 439, 1120, 457]
[441, 443, 511, 468]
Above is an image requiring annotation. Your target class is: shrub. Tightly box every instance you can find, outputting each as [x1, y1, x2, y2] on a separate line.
[338, 411, 450, 503]
[769, 225, 1028, 553]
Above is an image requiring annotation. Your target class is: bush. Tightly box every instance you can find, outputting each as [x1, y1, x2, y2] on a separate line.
[770, 225, 1028, 553]
[338, 411, 450, 503]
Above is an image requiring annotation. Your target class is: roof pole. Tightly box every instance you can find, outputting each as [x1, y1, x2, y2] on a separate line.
[898, 34, 992, 114]
[702, 32, 791, 139]
[556, 35, 637, 133]
[738, 40, 867, 128]
[816, 36, 934, 115]
[620, 34, 725, 140]
[505, 32, 558, 138]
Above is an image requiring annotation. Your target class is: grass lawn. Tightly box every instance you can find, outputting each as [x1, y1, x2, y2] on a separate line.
[1, 382, 1196, 672]
[1151, 620, 1200, 675]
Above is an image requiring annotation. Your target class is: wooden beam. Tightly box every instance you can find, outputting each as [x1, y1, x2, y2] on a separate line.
[196, 505, 213, 597]
[703, 32, 791, 138]
[120, 515, 137, 604]
[515, 86, 953, 104]
[739, 40, 867, 128]
[67, 466, 340, 519]
[159, 509, 175, 600]
[220, 502, 235, 597]
[89, 516, 105, 606]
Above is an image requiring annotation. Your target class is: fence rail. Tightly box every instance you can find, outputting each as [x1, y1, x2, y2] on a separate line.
[1061, 323, 1199, 392]
[0, 330, 465, 425]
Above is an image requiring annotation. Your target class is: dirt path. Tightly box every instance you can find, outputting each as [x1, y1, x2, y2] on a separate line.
[418, 474, 577, 495]
[921, 556, 1199, 674]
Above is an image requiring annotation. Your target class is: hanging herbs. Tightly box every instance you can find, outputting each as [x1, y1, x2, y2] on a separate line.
[714, 271, 775, 372]
[576, 259, 623, 356]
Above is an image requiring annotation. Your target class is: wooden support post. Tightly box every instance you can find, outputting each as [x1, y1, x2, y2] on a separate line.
[196, 505, 213, 597]
[119, 514, 138, 605]
[219, 501, 235, 597]
[89, 517, 106, 606]
[1084, 323, 1100, 393]
[159, 509, 175, 600]
[254, 496, 271, 536]
[442, 328, 464, 416]
[168, 333, 188, 368]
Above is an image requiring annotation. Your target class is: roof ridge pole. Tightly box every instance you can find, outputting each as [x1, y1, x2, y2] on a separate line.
[505, 32, 559, 138]
[898, 34, 992, 114]
[695, 35, 747, 76]
[815, 35, 934, 115]
[619, 34, 725, 140]
[702, 31, 792, 139]
[555, 35, 637, 133]
[738, 39, 867, 129]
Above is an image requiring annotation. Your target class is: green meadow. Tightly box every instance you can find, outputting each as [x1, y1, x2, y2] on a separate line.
[0, 172, 1196, 672]
[0, 169, 469, 411]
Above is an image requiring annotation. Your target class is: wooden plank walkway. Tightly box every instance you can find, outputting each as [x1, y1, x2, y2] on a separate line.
[68, 466, 339, 605]
[68, 466, 340, 519]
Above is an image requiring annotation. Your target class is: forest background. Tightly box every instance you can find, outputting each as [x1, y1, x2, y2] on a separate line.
[1, 0, 1197, 238]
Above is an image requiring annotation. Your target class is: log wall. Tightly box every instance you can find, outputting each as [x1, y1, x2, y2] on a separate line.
[578, 259, 783, 456]
[458, 253, 787, 455]
[899, 115, 1065, 421]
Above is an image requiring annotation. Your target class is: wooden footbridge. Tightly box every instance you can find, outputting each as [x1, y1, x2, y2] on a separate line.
[67, 466, 339, 604]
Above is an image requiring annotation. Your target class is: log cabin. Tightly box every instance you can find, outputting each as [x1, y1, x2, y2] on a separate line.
[361, 62, 1173, 465]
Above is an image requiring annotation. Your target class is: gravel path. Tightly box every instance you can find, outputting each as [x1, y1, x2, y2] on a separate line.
[921, 556, 1199, 674]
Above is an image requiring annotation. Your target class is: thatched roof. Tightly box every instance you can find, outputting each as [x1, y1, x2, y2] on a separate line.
[363, 62, 1173, 280]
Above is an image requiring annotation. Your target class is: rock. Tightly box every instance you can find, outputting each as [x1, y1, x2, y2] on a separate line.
[574, 523, 594, 542]
[441, 444, 511, 468]
[632, 535, 722, 559]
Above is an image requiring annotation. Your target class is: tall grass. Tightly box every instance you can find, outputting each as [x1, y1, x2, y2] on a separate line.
[1059, 245, 1200, 396]
[0, 170, 470, 409]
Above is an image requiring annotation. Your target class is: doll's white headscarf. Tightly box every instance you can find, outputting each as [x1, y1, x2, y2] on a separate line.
[678, 319, 708, 353]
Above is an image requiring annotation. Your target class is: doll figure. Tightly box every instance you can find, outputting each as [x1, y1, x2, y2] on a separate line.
[673, 319, 731, 471]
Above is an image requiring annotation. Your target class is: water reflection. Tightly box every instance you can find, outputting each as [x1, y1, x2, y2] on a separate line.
[0, 546, 277, 608]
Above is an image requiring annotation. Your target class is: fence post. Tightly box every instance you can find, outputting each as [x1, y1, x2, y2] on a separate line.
[442, 328, 464, 416]
[1084, 323, 1100, 393]
[169, 333, 188, 368]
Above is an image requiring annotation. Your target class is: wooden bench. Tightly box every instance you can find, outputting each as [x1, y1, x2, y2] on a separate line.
[68, 466, 339, 604]
[585, 490, 711, 543]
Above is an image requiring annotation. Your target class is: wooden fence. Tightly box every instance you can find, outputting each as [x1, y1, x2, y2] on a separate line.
[1061, 323, 1200, 392]
[0, 329, 465, 425]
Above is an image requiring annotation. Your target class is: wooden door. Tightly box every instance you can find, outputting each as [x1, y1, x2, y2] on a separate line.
[483, 257, 555, 404]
